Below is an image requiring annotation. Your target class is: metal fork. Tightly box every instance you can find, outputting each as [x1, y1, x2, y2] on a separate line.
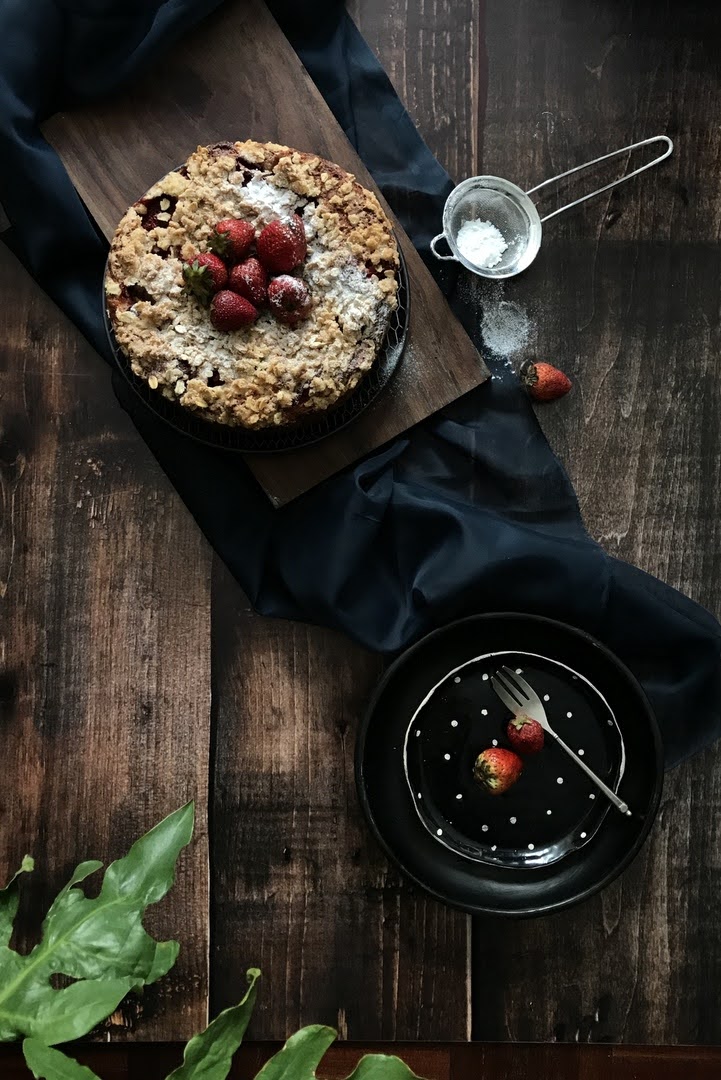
[491, 666, 632, 816]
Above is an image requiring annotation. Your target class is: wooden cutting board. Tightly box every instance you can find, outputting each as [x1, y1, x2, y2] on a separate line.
[42, 0, 488, 506]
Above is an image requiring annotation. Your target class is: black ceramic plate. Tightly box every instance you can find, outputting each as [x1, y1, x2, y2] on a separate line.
[356, 613, 663, 917]
[104, 246, 409, 455]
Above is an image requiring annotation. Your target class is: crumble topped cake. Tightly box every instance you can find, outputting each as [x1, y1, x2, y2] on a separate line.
[105, 140, 400, 428]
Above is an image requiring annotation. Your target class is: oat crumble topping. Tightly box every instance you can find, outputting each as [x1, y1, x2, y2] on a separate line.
[105, 140, 400, 428]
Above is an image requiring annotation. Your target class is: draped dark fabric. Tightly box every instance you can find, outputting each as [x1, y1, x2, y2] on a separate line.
[2, 0, 719, 766]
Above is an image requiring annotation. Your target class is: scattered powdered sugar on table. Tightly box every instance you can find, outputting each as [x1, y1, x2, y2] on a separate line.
[456, 219, 508, 269]
[481, 297, 530, 358]
[452, 273, 536, 370]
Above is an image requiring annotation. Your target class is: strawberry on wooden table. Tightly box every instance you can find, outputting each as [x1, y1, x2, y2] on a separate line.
[257, 214, 306, 273]
[521, 359, 572, 402]
[506, 713, 545, 755]
[210, 289, 259, 331]
[210, 218, 255, 262]
[228, 257, 268, 307]
[267, 275, 312, 326]
[473, 747, 523, 795]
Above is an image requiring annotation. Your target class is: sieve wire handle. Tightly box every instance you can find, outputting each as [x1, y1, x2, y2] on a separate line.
[430, 232, 458, 261]
[526, 135, 673, 224]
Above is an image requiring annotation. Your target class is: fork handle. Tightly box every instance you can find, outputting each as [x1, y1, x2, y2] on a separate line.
[551, 731, 631, 816]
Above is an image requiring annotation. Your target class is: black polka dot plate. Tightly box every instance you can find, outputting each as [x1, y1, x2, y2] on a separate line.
[356, 613, 663, 917]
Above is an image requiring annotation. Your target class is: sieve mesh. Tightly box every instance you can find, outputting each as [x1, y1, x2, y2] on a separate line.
[445, 179, 542, 277]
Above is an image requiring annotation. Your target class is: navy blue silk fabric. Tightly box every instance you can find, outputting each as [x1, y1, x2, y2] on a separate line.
[1, 0, 719, 766]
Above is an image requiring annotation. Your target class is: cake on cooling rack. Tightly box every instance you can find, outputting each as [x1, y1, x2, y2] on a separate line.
[105, 140, 400, 429]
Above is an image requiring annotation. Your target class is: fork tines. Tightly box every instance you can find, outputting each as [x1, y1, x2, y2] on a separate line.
[500, 666, 539, 700]
[491, 673, 524, 715]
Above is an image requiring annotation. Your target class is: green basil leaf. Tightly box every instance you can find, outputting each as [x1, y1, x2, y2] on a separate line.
[0, 856, 34, 947]
[21, 976, 138, 1046]
[147, 939, 181, 984]
[165, 968, 260, 1080]
[23, 1038, 101, 1079]
[343, 1055, 425, 1080]
[254, 1025, 337, 1080]
[0, 802, 193, 1044]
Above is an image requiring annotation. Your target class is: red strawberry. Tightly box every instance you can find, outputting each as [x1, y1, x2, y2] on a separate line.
[506, 713, 545, 755]
[257, 215, 306, 273]
[210, 218, 255, 262]
[210, 290, 259, 331]
[287, 213, 307, 262]
[521, 359, 572, 402]
[267, 275, 312, 326]
[183, 253, 228, 304]
[473, 748, 523, 795]
[228, 257, 268, 307]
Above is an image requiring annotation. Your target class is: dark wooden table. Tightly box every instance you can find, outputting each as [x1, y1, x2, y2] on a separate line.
[2, 0, 721, 1074]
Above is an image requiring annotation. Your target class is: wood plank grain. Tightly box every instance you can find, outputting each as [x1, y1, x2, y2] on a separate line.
[6, 1042, 721, 1079]
[0, 244, 212, 1039]
[41, 0, 489, 507]
[470, 0, 721, 1045]
[209, 566, 472, 1040]
[451, 1043, 721, 1080]
[349, 0, 483, 181]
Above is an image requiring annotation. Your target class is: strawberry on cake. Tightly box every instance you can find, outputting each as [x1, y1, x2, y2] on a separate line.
[105, 140, 400, 428]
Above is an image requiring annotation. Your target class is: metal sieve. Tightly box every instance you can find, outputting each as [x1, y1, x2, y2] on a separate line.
[431, 135, 673, 279]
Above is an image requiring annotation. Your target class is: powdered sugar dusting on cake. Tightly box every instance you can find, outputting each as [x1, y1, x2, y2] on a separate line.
[147, 248, 386, 377]
[317, 261, 385, 334]
[106, 140, 399, 428]
[235, 175, 303, 225]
